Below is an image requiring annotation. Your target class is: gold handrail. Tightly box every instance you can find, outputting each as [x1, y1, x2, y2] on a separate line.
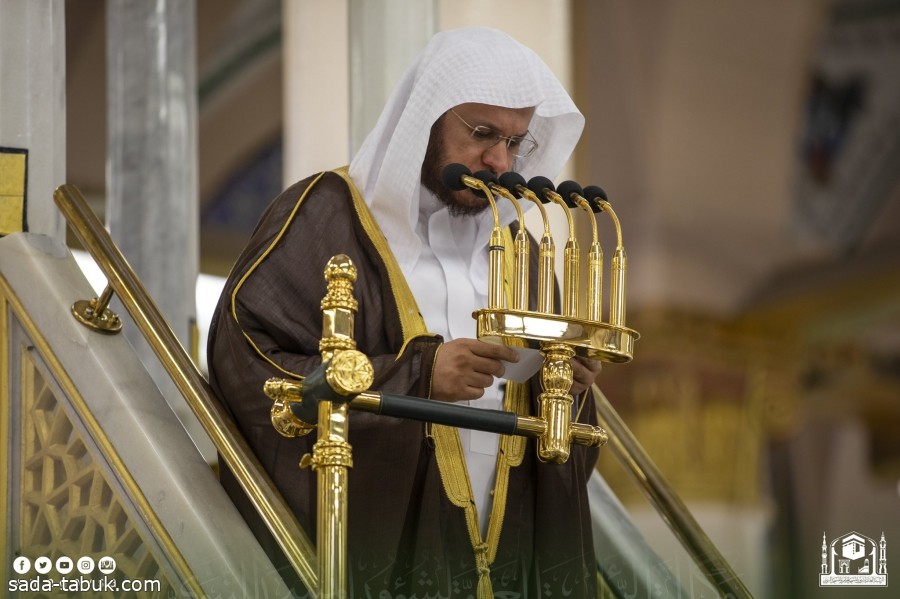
[53, 184, 318, 594]
[592, 385, 755, 599]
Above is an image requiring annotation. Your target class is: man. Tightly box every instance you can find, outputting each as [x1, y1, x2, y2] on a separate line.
[208, 27, 601, 597]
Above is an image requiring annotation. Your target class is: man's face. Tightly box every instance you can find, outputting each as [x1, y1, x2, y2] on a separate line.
[421, 102, 535, 217]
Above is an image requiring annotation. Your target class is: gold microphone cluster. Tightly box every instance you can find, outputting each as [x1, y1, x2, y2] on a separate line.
[443, 164, 640, 463]
[441, 164, 639, 364]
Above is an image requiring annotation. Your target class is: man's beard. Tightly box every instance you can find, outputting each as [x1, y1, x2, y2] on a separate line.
[420, 118, 489, 218]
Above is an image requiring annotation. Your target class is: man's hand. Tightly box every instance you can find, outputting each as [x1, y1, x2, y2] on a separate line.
[431, 339, 520, 402]
[570, 356, 602, 397]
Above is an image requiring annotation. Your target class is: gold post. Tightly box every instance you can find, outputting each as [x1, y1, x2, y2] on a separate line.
[610, 246, 627, 327]
[313, 255, 359, 598]
[596, 200, 627, 327]
[513, 228, 529, 311]
[489, 183, 529, 311]
[572, 197, 604, 322]
[488, 227, 505, 310]
[542, 189, 579, 318]
[458, 175, 505, 310]
[515, 185, 555, 313]
[588, 243, 604, 322]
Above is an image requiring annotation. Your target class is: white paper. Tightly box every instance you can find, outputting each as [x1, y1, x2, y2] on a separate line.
[501, 346, 544, 382]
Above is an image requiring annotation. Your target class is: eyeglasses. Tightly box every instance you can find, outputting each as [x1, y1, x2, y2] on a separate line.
[449, 109, 539, 159]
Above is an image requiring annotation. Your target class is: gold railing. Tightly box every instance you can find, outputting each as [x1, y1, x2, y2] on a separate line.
[593, 387, 755, 598]
[53, 184, 319, 593]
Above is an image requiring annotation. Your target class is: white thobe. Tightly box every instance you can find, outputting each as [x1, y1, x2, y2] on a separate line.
[408, 188, 504, 535]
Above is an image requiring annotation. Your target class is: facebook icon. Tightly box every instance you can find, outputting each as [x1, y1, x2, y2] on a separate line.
[13, 556, 31, 574]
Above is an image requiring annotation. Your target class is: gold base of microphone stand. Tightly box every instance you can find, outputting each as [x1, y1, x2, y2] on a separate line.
[475, 307, 641, 464]
[474, 308, 640, 363]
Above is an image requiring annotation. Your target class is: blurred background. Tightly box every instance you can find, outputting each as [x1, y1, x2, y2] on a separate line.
[56, 0, 900, 597]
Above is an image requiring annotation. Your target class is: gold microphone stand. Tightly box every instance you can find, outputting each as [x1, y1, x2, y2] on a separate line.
[474, 176, 640, 464]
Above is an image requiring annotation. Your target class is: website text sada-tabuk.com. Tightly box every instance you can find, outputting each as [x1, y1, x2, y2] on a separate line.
[9, 575, 162, 594]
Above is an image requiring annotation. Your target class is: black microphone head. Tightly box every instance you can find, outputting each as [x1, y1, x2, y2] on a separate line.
[556, 180, 584, 209]
[498, 171, 527, 196]
[472, 170, 498, 186]
[466, 170, 497, 198]
[441, 163, 473, 191]
[583, 185, 608, 202]
[526, 176, 556, 203]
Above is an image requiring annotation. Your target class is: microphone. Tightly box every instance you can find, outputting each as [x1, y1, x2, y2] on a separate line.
[472, 170, 498, 189]
[441, 163, 471, 190]
[499, 172, 554, 313]
[471, 170, 498, 199]
[583, 184, 627, 327]
[498, 172, 527, 197]
[441, 163, 491, 198]
[556, 180, 584, 209]
[440, 163, 505, 309]
[440, 163, 501, 224]
[480, 172, 530, 311]
[526, 176, 559, 204]
[583, 185, 608, 203]
[527, 177, 580, 318]
[501, 172, 554, 204]
[559, 180, 606, 214]
[558, 181, 604, 322]
[483, 171, 520, 221]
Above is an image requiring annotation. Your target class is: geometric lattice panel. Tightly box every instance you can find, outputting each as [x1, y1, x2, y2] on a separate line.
[17, 347, 176, 597]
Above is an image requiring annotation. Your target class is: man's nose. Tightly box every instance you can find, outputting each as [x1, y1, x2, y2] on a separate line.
[481, 141, 513, 174]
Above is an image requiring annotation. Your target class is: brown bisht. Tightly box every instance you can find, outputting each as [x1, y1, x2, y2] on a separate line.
[207, 168, 600, 598]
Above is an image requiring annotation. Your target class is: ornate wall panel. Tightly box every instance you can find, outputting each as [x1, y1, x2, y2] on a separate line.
[2, 279, 190, 597]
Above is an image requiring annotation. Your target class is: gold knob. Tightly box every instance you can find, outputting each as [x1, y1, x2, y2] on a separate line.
[326, 350, 374, 396]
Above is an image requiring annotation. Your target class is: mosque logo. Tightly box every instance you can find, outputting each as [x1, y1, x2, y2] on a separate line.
[820, 531, 888, 587]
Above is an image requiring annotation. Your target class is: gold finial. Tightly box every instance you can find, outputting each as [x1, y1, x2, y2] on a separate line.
[321, 254, 358, 314]
[324, 254, 357, 283]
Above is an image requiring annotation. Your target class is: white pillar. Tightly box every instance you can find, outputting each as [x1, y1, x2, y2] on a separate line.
[348, 0, 437, 156]
[283, 0, 438, 185]
[282, 0, 350, 185]
[106, 0, 210, 459]
[0, 0, 66, 241]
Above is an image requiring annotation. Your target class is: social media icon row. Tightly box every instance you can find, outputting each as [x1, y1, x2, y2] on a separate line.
[12, 555, 117, 575]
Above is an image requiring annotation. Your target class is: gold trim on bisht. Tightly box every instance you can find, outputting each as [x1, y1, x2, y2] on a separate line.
[333, 167, 434, 344]
[230, 172, 329, 379]
[335, 168, 529, 594]
[233, 169, 438, 382]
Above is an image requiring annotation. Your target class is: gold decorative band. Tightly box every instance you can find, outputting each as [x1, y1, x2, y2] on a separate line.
[308, 441, 354, 469]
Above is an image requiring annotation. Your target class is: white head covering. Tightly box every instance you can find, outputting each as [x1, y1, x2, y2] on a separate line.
[348, 27, 585, 272]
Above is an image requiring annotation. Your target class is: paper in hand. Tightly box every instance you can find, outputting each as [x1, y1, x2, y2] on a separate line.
[501, 346, 543, 382]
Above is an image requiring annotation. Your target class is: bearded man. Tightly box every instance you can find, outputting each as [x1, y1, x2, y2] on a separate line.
[208, 27, 602, 597]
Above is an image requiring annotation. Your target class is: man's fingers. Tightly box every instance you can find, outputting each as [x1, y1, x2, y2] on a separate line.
[469, 355, 506, 378]
[570, 356, 603, 396]
[466, 340, 519, 363]
[464, 370, 495, 390]
[463, 385, 486, 400]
